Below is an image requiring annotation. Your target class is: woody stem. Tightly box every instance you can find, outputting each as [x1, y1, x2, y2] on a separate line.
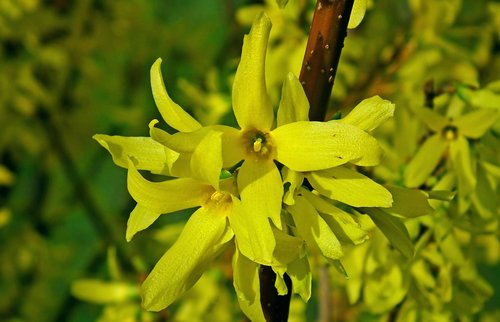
[300, 0, 354, 122]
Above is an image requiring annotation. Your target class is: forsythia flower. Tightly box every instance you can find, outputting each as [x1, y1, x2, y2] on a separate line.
[404, 106, 498, 212]
[93, 11, 395, 318]
[149, 12, 382, 266]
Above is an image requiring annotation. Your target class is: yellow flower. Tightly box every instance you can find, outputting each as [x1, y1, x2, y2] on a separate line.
[404, 105, 498, 212]
[149, 12, 383, 266]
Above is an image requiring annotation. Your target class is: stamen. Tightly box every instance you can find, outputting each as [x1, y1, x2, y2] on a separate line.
[253, 138, 263, 152]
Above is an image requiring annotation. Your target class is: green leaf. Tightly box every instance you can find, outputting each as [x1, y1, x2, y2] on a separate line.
[307, 166, 393, 207]
[361, 208, 414, 259]
[340, 95, 395, 131]
[385, 186, 434, 218]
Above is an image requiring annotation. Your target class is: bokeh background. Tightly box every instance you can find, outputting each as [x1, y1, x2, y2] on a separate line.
[1, 0, 499, 321]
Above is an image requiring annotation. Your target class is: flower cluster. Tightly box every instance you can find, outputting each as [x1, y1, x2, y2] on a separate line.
[94, 12, 398, 319]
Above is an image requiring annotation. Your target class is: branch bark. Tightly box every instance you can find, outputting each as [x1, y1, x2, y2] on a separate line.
[300, 0, 354, 122]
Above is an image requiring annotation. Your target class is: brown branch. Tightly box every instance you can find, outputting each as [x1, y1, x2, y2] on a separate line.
[259, 2, 353, 321]
[300, 0, 354, 122]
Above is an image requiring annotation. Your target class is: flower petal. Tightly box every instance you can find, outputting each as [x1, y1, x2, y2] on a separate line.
[277, 72, 310, 127]
[232, 12, 274, 131]
[150, 58, 201, 132]
[232, 249, 266, 322]
[307, 166, 393, 207]
[229, 195, 276, 265]
[288, 191, 343, 260]
[127, 162, 213, 214]
[272, 226, 306, 266]
[287, 256, 312, 302]
[273, 121, 382, 171]
[190, 130, 223, 189]
[339, 96, 395, 132]
[141, 204, 231, 311]
[450, 137, 476, 198]
[301, 189, 368, 245]
[404, 134, 448, 188]
[238, 159, 283, 229]
[348, 0, 367, 29]
[126, 204, 161, 242]
[385, 186, 434, 218]
[93, 134, 178, 174]
[453, 109, 498, 139]
[410, 106, 448, 132]
[282, 167, 305, 206]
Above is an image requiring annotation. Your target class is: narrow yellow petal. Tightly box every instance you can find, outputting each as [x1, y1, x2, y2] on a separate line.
[339, 96, 395, 132]
[232, 249, 266, 322]
[127, 162, 214, 214]
[238, 159, 283, 229]
[190, 131, 223, 189]
[450, 137, 476, 198]
[348, 0, 367, 29]
[93, 134, 178, 174]
[126, 204, 161, 242]
[288, 192, 344, 260]
[229, 196, 276, 265]
[282, 167, 304, 206]
[404, 134, 448, 188]
[277, 73, 310, 127]
[71, 279, 137, 304]
[453, 109, 498, 139]
[232, 12, 274, 131]
[273, 121, 382, 171]
[301, 189, 368, 245]
[385, 186, 434, 218]
[287, 256, 312, 302]
[307, 166, 393, 207]
[272, 226, 306, 265]
[141, 205, 231, 311]
[410, 106, 448, 132]
[150, 58, 201, 132]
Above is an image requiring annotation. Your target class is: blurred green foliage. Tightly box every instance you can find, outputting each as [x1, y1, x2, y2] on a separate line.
[0, 0, 499, 321]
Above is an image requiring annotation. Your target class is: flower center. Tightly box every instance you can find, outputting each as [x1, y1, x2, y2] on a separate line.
[441, 125, 458, 141]
[242, 130, 273, 160]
